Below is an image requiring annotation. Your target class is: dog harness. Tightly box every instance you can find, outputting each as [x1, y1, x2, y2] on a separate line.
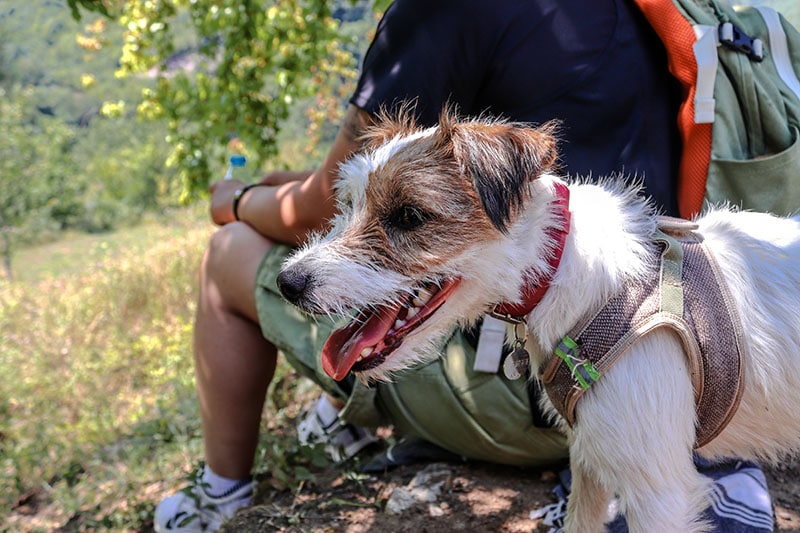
[540, 217, 747, 448]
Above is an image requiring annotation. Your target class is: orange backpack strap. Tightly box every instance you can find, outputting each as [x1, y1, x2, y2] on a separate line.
[632, 0, 712, 219]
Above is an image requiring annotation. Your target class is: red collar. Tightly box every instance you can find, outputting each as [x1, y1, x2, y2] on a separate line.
[491, 182, 571, 322]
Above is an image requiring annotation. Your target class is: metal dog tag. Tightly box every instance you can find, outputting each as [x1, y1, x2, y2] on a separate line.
[503, 346, 530, 380]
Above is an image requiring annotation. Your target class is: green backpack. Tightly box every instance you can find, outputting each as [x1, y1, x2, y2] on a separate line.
[633, 0, 800, 218]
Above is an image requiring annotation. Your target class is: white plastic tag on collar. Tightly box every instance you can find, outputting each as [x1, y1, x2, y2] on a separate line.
[473, 314, 508, 373]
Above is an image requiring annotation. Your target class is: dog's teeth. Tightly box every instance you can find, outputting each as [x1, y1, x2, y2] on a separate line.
[406, 307, 419, 319]
[394, 319, 406, 330]
[414, 288, 433, 306]
[359, 347, 373, 360]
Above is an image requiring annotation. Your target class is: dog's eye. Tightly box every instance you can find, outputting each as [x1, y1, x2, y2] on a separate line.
[387, 204, 428, 231]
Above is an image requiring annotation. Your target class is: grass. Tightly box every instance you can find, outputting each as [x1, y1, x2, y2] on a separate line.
[0, 208, 322, 531]
[6, 206, 210, 284]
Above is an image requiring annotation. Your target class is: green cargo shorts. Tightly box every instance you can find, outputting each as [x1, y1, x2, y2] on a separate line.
[255, 244, 568, 466]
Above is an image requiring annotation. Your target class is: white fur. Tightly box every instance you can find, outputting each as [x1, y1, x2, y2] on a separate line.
[280, 124, 800, 532]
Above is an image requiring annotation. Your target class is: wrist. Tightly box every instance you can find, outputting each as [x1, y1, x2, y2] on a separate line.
[232, 183, 267, 221]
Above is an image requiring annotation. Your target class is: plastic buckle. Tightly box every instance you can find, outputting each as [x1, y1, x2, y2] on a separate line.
[554, 336, 600, 390]
[719, 22, 764, 62]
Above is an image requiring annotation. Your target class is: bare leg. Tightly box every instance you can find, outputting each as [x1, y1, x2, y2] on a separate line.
[194, 222, 277, 479]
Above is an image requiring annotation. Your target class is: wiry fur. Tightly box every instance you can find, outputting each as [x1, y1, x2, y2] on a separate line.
[278, 113, 800, 532]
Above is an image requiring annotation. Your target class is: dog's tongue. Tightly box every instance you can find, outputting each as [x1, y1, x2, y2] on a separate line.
[322, 302, 401, 381]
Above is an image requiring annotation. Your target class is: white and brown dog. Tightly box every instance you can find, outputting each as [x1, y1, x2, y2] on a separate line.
[277, 111, 800, 532]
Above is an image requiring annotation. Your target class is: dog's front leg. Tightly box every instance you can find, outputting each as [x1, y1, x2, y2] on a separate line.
[563, 458, 610, 533]
[565, 332, 712, 533]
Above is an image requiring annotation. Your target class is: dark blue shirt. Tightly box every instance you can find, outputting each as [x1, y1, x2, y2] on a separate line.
[350, 0, 681, 215]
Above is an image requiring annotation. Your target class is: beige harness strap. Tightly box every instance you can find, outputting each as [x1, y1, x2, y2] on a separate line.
[540, 218, 746, 448]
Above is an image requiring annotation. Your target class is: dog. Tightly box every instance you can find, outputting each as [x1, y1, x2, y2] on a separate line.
[276, 111, 800, 532]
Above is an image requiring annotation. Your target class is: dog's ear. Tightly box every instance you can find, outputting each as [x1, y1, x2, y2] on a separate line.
[448, 116, 559, 233]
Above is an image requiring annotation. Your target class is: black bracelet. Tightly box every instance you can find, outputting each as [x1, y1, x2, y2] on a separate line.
[232, 183, 265, 221]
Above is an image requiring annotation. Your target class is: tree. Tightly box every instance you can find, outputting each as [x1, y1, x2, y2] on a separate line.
[0, 90, 35, 280]
[0, 88, 78, 280]
[69, 0, 387, 202]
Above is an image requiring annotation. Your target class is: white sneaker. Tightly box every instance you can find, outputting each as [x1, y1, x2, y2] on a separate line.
[530, 499, 567, 532]
[154, 467, 253, 532]
[296, 400, 379, 462]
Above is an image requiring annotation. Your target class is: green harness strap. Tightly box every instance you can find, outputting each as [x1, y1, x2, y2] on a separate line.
[655, 227, 686, 317]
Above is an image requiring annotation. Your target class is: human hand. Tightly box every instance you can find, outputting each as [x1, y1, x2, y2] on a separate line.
[209, 179, 245, 226]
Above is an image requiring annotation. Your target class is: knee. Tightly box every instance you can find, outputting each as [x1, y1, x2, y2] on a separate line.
[204, 223, 236, 274]
[202, 222, 266, 281]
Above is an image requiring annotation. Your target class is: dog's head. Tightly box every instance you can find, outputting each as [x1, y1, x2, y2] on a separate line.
[277, 110, 562, 382]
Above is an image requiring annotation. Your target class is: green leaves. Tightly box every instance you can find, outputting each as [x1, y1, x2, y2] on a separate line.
[66, 0, 111, 21]
[75, 0, 369, 201]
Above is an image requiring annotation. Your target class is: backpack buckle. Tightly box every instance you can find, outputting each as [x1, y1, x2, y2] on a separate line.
[719, 22, 764, 62]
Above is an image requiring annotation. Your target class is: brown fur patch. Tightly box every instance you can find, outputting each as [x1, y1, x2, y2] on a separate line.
[359, 103, 422, 151]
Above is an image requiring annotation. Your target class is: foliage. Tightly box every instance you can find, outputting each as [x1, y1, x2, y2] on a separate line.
[73, 0, 373, 202]
[0, 212, 338, 530]
[0, 216, 206, 528]
[66, 0, 111, 21]
[0, 87, 80, 279]
[0, 0, 377, 279]
[0, 2, 181, 280]
[0, 81, 176, 279]
[0, 88, 76, 228]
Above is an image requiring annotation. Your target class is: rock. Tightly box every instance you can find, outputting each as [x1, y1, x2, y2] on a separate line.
[385, 463, 453, 515]
[385, 487, 416, 515]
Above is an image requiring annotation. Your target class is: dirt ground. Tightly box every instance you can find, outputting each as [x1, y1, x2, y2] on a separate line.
[226, 449, 800, 532]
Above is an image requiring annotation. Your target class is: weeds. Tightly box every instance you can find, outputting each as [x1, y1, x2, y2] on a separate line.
[0, 210, 338, 531]
[1, 219, 210, 529]
[0, 216, 188, 528]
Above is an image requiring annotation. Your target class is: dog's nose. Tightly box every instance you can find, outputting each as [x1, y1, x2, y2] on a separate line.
[276, 269, 310, 304]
